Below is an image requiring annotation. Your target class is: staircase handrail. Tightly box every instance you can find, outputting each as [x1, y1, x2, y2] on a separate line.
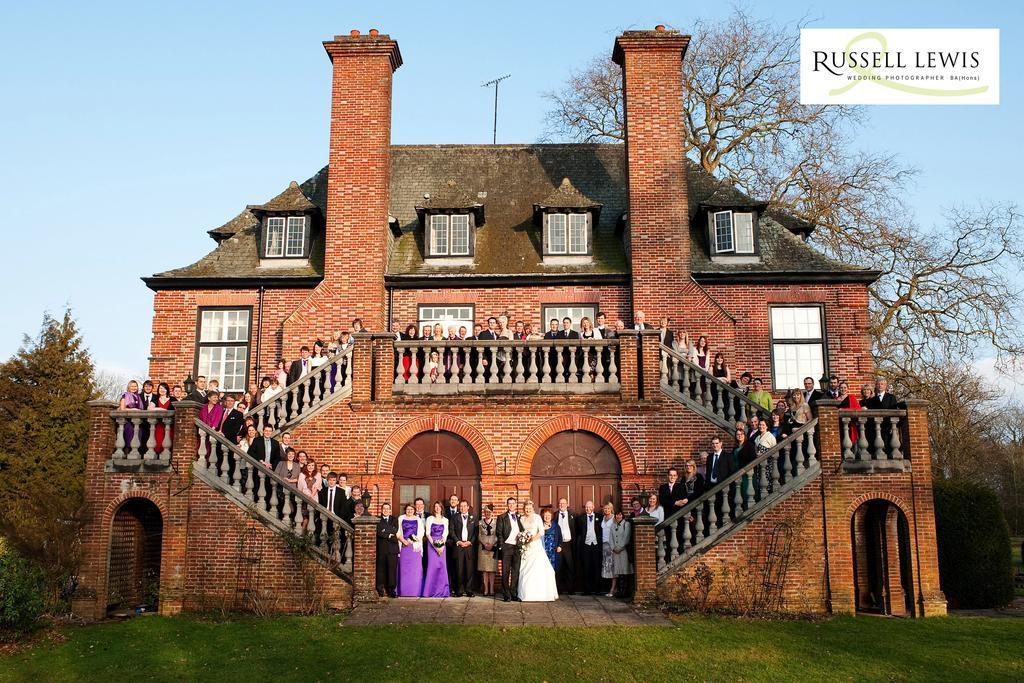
[659, 343, 770, 422]
[246, 346, 354, 419]
[655, 418, 819, 535]
[194, 420, 354, 535]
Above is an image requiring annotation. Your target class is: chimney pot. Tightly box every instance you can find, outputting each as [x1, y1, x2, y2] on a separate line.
[655, 24, 665, 31]
[350, 29, 360, 36]
[369, 28, 379, 36]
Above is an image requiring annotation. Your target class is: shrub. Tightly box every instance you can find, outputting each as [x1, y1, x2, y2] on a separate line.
[0, 544, 47, 638]
[933, 479, 1014, 609]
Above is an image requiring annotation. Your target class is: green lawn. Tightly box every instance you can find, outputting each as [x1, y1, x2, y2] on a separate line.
[2, 613, 1023, 682]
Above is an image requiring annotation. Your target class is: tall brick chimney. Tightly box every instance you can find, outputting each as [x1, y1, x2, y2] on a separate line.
[319, 30, 402, 332]
[613, 27, 691, 320]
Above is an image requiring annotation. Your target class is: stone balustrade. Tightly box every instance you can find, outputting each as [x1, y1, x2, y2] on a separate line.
[250, 347, 353, 432]
[660, 344, 770, 429]
[839, 409, 908, 472]
[654, 419, 819, 572]
[194, 422, 355, 576]
[392, 338, 621, 394]
[110, 409, 175, 465]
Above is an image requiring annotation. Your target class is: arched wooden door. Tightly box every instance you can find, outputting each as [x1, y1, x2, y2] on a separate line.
[392, 431, 481, 512]
[531, 431, 621, 514]
[107, 498, 162, 612]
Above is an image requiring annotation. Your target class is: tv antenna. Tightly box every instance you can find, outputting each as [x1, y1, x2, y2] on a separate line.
[481, 74, 511, 144]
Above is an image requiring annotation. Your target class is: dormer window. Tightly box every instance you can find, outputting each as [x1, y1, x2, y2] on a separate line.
[428, 214, 472, 256]
[546, 213, 590, 255]
[712, 210, 755, 255]
[265, 216, 309, 258]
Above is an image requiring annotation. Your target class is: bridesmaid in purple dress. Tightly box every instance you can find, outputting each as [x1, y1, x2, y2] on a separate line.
[422, 501, 451, 598]
[396, 504, 424, 597]
[118, 380, 144, 450]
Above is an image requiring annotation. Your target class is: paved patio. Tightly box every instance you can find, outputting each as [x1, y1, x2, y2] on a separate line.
[342, 594, 672, 627]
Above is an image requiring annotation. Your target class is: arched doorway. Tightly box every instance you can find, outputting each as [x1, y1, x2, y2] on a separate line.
[530, 431, 621, 514]
[851, 499, 914, 616]
[107, 497, 162, 613]
[392, 431, 481, 511]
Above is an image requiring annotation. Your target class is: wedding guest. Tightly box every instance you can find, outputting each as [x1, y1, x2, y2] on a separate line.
[118, 380, 144, 450]
[423, 501, 451, 598]
[274, 448, 301, 487]
[238, 425, 257, 453]
[273, 361, 288, 388]
[414, 497, 427, 520]
[554, 498, 575, 594]
[755, 419, 779, 493]
[376, 503, 399, 598]
[220, 395, 246, 442]
[248, 424, 282, 470]
[646, 493, 664, 524]
[748, 378, 773, 413]
[496, 496, 523, 602]
[837, 380, 862, 445]
[397, 503, 425, 597]
[576, 500, 603, 595]
[186, 375, 208, 403]
[791, 391, 812, 427]
[297, 461, 318, 530]
[171, 385, 185, 402]
[316, 472, 347, 555]
[860, 383, 875, 404]
[451, 499, 477, 597]
[477, 504, 498, 597]
[152, 382, 174, 453]
[541, 508, 562, 572]
[629, 496, 644, 518]
[610, 510, 633, 598]
[600, 503, 616, 593]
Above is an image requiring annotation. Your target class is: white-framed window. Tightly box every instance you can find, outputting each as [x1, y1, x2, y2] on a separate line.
[428, 214, 471, 257]
[196, 308, 251, 392]
[546, 213, 589, 255]
[712, 210, 755, 255]
[265, 217, 285, 257]
[418, 305, 475, 337]
[285, 216, 307, 256]
[541, 304, 597, 333]
[770, 305, 826, 391]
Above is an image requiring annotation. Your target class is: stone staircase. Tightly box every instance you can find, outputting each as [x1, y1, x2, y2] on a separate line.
[194, 422, 355, 581]
[247, 346, 354, 436]
[655, 344, 820, 581]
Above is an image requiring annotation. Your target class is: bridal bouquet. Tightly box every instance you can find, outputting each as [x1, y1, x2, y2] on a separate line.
[516, 530, 533, 555]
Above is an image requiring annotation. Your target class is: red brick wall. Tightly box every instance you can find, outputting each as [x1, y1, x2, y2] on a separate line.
[614, 29, 692, 321]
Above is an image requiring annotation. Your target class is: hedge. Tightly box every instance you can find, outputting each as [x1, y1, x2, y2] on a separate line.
[0, 543, 47, 638]
[933, 479, 1014, 609]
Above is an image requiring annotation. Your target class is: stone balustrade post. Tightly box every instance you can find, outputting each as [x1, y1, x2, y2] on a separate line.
[632, 515, 657, 604]
[352, 515, 380, 602]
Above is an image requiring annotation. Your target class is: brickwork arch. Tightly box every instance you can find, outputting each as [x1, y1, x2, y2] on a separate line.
[516, 414, 637, 476]
[102, 490, 167, 529]
[376, 414, 496, 475]
[847, 492, 912, 521]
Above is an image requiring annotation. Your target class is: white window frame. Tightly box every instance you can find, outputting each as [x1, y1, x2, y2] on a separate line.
[265, 217, 286, 257]
[284, 216, 307, 257]
[568, 213, 588, 254]
[541, 304, 597, 333]
[195, 308, 251, 392]
[546, 214, 567, 254]
[429, 215, 449, 256]
[769, 305, 827, 391]
[449, 214, 471, 256]
[418, 305, 475, 336]
[713, 210, 756, 255]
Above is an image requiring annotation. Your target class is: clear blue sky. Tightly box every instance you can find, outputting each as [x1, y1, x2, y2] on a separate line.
[0, 1, 1020, 388]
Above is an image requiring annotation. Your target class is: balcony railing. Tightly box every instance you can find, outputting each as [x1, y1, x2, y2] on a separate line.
[839, 408, 909, 471]
[111, 409, 175, 465]
[392, 339, 620, 395]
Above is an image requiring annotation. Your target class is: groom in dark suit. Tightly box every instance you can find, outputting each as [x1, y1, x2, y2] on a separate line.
[450, 500, 478, 597]
[575, 500, 603, 595]
[495, 496, 524, 602]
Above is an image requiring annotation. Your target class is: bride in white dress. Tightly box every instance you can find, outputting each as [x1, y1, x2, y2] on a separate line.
[517, 501, 559, 602]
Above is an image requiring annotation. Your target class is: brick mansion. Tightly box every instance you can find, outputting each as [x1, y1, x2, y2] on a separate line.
[73, 26, 945, 619]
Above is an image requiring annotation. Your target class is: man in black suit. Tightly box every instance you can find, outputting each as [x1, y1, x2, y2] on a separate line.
[247, 424, 282, 469]
[450, 500, 478, 597]
[317, 472, 348, 556]
[704, 437, 734, 531]
[575, 500, 603, 595]
[376, 502, 400, 597]
[802, 376, 825, 407]
[288, 345, 313, 384]
[657, 317, 675, 349]
[495, 497, 523, 602]
[864, 378, 899, 449]
[559, 317, 579, 339]
[220, 394, 246, 443]
[633, 311, 653, 330]
[542, 318, 560, 340]
[554, 498, 576, 594]
[186, 375, 208, 403]
[476, 317, 498, 381]
[445, 494, 461, 593]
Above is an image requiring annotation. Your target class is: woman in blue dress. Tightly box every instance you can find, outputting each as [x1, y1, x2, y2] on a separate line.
[422, 501, 451, 597]
[541, 508, 562, 571]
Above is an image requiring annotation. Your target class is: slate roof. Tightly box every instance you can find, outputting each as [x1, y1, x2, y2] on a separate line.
[147, 143, 875, 286]
[248, 180, 319, 213]
[534, 177, 603, 211]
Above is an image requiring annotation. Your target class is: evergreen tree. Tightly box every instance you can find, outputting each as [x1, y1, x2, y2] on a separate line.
[0, 309, 96, 590]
